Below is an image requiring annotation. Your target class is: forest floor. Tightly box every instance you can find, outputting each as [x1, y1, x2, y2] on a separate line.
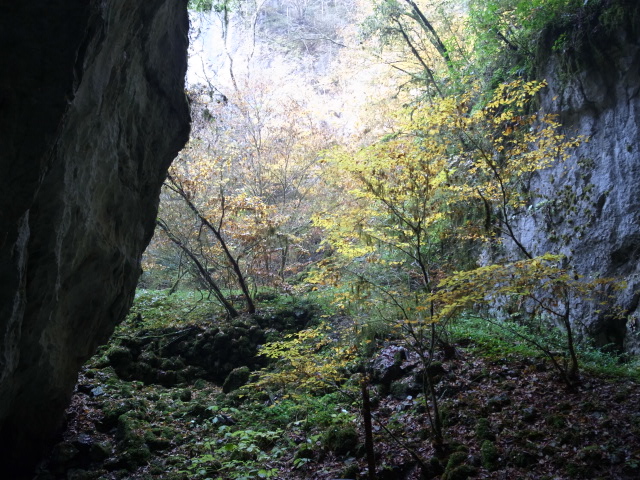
[33, 291, 640, 480]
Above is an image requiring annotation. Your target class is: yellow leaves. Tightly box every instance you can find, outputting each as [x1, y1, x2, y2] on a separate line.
[156, 80, 340, 291]
[311, 78, 590, 333]
[428, 252, 624, 325]
[248, 326, 357, 398]
[485, 80, 548, 112]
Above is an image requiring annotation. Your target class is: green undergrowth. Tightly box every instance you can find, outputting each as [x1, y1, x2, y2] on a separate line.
[449, 315, 640, 380]
[124, 289, 222, 329]
[123, 288, 323, 330]
[41, 288, 640, 479]
[182, 391, 358, 480]
[78, 328, 358, 479]
[469, 0, 640, 88]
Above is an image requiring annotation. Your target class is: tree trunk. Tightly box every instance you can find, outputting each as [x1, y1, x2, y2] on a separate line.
[156, 220, 240, 318]
[361, 376, 376, 480]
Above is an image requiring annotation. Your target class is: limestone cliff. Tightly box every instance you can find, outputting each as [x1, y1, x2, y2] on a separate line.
[509, 0, 640, 351]
[0, 0, 190, 474]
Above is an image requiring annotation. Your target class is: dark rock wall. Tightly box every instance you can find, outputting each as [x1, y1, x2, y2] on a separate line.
[510, 3, 640, 351]
[0, 0, 190, 474]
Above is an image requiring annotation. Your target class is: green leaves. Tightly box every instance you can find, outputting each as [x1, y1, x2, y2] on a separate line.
[188, 0, 214, 12]
[468, 0, 586, 81]
[183, 426, 282, 480]
[188, 0, 235, 13]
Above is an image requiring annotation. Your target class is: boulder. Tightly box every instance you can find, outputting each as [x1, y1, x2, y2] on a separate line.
[0, 0, 190, 474]
[508, 0, 640, 351]
[222, 366, 251, 393]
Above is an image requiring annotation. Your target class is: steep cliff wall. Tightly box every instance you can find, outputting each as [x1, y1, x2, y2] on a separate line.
[0, 0, 190, 474]
[511, 0, 640, 351]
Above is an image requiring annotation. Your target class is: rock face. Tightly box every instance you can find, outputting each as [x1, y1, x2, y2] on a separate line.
[510, 2, 640, 351]
[0, 0, 190, 475]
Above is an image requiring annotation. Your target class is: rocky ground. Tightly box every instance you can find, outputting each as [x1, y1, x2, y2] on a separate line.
[31, 294, 640, 480]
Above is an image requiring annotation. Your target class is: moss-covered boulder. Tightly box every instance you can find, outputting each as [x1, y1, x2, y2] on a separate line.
[222, 366, 251, 393]
[114, 414, 151, 470]
[475, 418, 495, 441]
[323, 425, 359, 456]
[442, 451, 477, 480]
[106, 346, 134, 370]
[480, 440, 499, 470]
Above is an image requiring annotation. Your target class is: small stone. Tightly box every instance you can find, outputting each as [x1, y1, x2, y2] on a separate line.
[90, 386, 104, 397]
[71, 434, 93, 454]
[487, 393, 511, 411]
[76, 384, 93, 395]
[90, 441, 112, 462]
[213, 413, 236, 426]
[522, 406, 538, 422]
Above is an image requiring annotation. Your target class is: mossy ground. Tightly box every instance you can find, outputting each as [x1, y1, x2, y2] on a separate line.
[34, 290, 640, 480]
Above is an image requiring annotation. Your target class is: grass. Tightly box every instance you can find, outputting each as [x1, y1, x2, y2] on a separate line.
[449, 314, 640, 380]
[124, 289, 224, 329]
[127, 287, 640, 379]
[124, 289, 640, 382]
[43, 287, 640, 479]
